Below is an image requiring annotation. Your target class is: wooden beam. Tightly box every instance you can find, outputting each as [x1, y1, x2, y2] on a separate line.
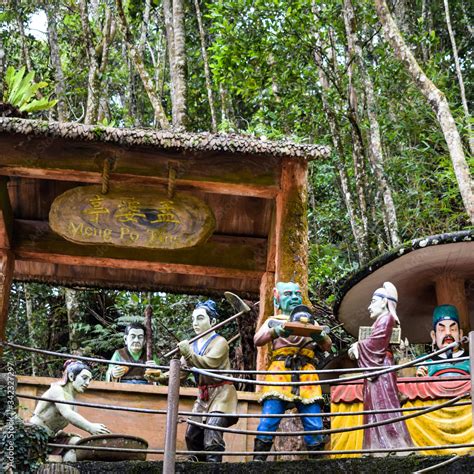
[0, 177, 13, 248]
[0, 251, 14, 346]
[0, 135, 281, 197]
[14, 248, 263, 280]
[13, 260, 261, 297]
[0, 166, 279, 198]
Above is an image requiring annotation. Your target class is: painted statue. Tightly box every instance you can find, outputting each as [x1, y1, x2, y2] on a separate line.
[160, 300, 238, 462]
[416, 305, 469, 377]
[106, 322, 160, 384]
[253, 281, 332, 460]
[348, 282, 413, 454]
[30, 360, 110, 462]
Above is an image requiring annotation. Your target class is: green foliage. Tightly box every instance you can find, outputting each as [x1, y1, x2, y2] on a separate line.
[3, 66, 57, 113]
[0, 415, 48, 473]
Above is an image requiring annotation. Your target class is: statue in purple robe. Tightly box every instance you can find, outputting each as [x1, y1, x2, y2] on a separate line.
[348, 282, 413, 455]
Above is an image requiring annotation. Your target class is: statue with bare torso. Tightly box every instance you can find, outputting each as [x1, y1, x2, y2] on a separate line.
[30, 360, 110, 462]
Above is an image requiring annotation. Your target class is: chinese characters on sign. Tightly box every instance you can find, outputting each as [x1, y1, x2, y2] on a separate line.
[49, 185, 216, 250]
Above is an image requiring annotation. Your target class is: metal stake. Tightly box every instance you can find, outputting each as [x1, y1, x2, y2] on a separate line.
[470, 331, 474, 432]
[163, 358, 181, 474]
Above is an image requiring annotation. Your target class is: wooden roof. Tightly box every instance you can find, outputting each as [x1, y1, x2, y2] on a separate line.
[0, 118, 329, 297]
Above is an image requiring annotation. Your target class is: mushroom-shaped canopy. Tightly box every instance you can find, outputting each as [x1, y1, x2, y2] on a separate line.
[333, 231, 474, 343]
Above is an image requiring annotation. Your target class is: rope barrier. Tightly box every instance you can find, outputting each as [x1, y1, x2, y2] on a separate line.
[189, 356, 470, 375]
[46, 442, 474, 457]
[186, 340, 462, 386]
[185, 393, 467, 437]
[2, 339, 466, 381]
[0, 340, 170, 371]
[413, 455, 460, 473]
[18, 393, 470, 419]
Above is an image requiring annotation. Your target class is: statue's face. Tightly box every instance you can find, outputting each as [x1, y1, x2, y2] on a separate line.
[431, 320, 462, 350]
[192, 308, 213, 335]
[275, 282, 302, 314]
[70, 369, 92, 393]
[125, 328, 145, 355]
[368, 295, 387, 320]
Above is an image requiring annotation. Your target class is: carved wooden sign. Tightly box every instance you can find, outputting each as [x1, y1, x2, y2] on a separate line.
[49, 185, 216, 250]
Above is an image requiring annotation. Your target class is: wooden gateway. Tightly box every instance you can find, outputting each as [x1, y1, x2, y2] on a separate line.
[0, 118, 329, 370]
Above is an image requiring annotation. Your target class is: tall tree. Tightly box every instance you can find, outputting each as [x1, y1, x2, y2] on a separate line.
[374, 0, 474, 224]
[193, 0, 217, 131]
[343, 0, 400, 247]
[163, 0, 187, 128]
[79, 0, 115, 125]
[115, 0, 170, 129]
[45, 2, 67, 122]
[443, 0, 473, 155]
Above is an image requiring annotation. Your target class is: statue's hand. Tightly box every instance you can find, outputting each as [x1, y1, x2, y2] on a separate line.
[273, 324, 292, 338]
[111, 365, 128, 379]
[416, 366, 428, 377]
[144, 360, 162, 381]
[348, 342, 359, 360]
[178, 340, 192, 359]
[89, 423, 110, 435]
[311, 330, 327, 343]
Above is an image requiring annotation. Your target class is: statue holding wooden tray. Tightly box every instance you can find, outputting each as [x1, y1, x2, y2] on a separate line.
[253, 281, 332, 460]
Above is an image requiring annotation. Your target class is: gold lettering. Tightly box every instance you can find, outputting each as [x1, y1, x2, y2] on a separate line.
[69, 221, 83, 237]
[120, 227, 130, 240]
[82, 195, 110, 224]
[103, 229, 112, 242]
[115, 198, 146, 224]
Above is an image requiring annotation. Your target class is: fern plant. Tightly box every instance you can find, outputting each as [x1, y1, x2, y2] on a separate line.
[2, 66, 57, 114]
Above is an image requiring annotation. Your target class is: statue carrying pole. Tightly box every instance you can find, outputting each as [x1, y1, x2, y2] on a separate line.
[163, 292, 250, 359]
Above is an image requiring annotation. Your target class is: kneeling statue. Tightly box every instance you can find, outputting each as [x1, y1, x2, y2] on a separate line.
[30, 360, 110, 461]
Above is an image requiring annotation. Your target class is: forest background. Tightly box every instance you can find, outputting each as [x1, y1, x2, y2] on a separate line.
[0, 0, 472, 380]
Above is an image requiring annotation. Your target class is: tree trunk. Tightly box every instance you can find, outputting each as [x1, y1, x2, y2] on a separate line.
[460, 0, 474, 39]
[312, 36, 369, 262]
[421, 0, 432, 62]
[16, 6, 32, 73]
[138, 0, 151, 56]
[0, 35, 5, 96]
[24, 284, 37, 376]
[163, 0, 187, 128]
[193, 0, 217, 131]
[45, 2, 67, 122]
[344, 0, 400, 247]
[374, 0, 474, 224]
[443, 0, 473, 155]
[116, 0, 170, 129]
[79, 0, 100, 124]
[393, 0, 409, 34]
[65, 288, 81, 354]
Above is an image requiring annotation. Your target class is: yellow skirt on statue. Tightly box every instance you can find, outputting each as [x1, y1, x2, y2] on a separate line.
[259, 347, 323, 404]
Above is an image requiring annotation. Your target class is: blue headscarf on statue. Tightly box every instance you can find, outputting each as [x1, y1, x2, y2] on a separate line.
[195, 300, 219, 319]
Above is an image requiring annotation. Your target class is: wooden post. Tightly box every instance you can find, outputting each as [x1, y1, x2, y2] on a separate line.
[0, 251, 14, 350]
[163, 358, 180, 473]
[274, 158, 309, 294]
[435, 274, 470, 335]
[255, 158, 310, 372]
[256, 271, 275, 374]
[0, 177, 13, 353]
